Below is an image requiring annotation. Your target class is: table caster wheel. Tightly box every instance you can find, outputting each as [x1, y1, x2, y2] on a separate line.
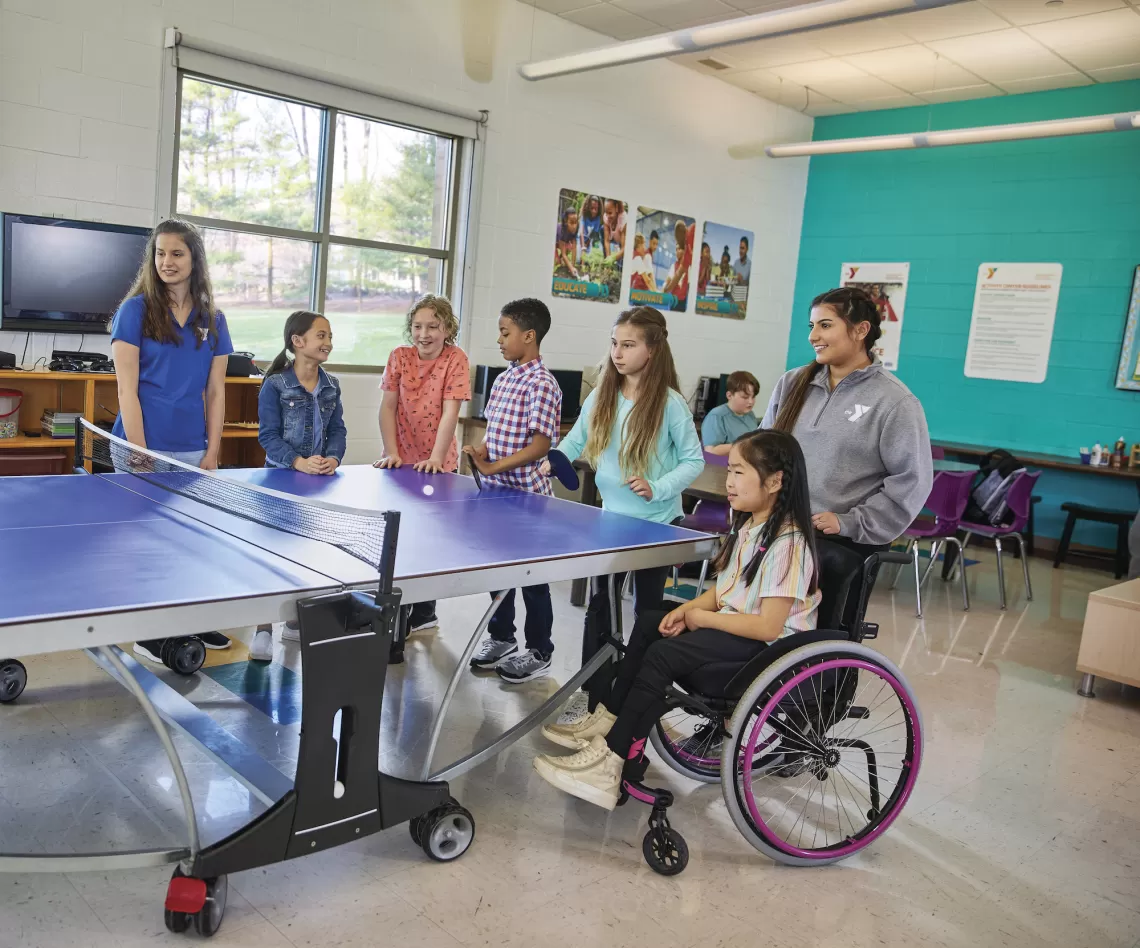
[162, 637, 205, 675]
[165, 867, 227, 937]
[643, 823, 688, 876]
[420, 801, 475, 862]
[0, 659, 27, 703]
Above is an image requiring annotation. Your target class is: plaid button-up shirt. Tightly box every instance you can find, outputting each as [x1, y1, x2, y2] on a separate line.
[483, 358, 562, 495]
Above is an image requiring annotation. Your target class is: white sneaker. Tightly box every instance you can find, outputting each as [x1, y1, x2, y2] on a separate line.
[554, 691, 590, 727]
[249, 628, 274, 662]
[542, 703, 616, 750]
[280, 621, 300, 643]
[533, 735, 623, 810]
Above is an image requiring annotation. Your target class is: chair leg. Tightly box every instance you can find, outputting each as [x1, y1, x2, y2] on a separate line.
[912, 543, 923, 618]
[695, 559, 709, 594]
[1116, 521, 1129, 580]
[994, 537, 1007, 610]
[1013, 533, 1032, 601]
[1053, 511, 1077, 569]
[919, 539, 942, 588]
[950, 533, 971, 582]
[944, 536, 970, 611]
[671, 565, 679, 590]
[891, 538, 913, 590]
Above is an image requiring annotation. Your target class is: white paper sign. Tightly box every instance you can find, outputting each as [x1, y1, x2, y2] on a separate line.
[840, 262, 909, 370]
[964, 263, 1062, 383]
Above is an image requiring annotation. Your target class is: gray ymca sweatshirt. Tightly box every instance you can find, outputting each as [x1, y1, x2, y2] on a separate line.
[761, 360, 933, 546]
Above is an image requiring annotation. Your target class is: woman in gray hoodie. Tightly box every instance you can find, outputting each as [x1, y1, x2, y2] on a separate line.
[761, 286, 933, 557]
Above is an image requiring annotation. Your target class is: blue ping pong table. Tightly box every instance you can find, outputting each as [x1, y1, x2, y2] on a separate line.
[0, 461, 716, 934]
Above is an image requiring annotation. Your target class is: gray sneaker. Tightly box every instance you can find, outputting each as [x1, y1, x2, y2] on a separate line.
[497, 649, 552, 683]
[470, 638, 518, 670]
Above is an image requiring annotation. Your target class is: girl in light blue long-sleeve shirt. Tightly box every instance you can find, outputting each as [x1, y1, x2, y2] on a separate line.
[547, 306, 704, 718]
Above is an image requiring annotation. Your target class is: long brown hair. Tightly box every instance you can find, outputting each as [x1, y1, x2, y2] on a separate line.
[710, 429, 818, 593]
[583, 306, 680, 479]
[771, 286, 881, 434]
[124, 219, 219, 349]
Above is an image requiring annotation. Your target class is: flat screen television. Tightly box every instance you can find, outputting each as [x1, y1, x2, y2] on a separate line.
[1, 213, 150, 334]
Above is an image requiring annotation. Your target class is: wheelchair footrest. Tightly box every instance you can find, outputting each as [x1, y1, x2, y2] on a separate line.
[620, 778, 674, 809]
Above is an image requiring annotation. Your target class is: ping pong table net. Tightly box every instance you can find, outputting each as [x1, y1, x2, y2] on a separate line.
[77, 420, 398, 584]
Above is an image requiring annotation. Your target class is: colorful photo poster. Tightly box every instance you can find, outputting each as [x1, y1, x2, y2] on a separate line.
[552, 189, 627, 304]
[1114, 265, 1140, 392]
[840, 262, 910, 370]
[965, 263, 1062, 384]
[629, 206, 695, 313]
[696, 221, 754, 320]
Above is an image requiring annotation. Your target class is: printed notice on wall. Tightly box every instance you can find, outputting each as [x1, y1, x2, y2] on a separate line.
[964, 263, 1063, 384]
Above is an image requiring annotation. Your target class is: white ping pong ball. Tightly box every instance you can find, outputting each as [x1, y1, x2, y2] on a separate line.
[334, 781, 345, 799]
[423, 485, 434, 496]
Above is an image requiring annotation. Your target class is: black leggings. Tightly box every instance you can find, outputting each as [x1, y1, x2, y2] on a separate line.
[582, 566, 670, 709]
[603, 608, 768, 757]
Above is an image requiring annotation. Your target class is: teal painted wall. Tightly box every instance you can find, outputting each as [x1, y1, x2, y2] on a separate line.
[790, 80, 1140, 546]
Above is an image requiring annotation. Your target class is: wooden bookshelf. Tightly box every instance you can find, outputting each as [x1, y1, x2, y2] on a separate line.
[0, 368, 265, 472]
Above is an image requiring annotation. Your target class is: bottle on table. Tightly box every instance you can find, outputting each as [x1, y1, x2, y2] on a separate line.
[1111, 436, 1126, 469]
[1091, 442, 1103, 465]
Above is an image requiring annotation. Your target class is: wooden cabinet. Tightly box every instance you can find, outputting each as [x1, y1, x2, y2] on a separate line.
[0, 369, 264, 473]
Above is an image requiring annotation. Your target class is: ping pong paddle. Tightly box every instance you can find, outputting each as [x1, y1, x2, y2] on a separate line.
[469, 463, 483, 490]
[547, 449, 579, 491]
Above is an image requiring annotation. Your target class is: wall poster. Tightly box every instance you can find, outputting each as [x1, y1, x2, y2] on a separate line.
[696, 221, 754, 320]
[629, 206, 695, 313]
[552, 189, 627, 303]
[840, 262, 910, 370]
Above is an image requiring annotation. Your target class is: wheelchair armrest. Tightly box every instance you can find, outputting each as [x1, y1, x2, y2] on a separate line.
[721, 629, 848, 700]
[874, 552, 913, 566]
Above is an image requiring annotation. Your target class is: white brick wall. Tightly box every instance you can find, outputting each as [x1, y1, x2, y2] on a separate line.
[0, 0, 813, 460]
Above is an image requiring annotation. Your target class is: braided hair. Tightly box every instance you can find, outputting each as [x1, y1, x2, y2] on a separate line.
[710, 429, 818, 593]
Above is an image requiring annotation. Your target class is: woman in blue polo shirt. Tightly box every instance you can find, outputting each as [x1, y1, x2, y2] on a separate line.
[111, 218, 234, 661]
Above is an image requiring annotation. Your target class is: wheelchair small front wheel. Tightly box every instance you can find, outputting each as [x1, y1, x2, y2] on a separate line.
[642, 825, 688, 875]
[721, 641, 922, 867]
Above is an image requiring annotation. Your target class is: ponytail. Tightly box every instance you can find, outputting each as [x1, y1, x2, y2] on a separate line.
[264, 310, 325, 378]
[771, 286, 881, 433]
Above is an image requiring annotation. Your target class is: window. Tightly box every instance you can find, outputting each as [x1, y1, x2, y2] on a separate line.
[173, 76, 457, 367]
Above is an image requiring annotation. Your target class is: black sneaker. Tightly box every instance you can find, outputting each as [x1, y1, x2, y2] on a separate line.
[199, 632, 232, 650]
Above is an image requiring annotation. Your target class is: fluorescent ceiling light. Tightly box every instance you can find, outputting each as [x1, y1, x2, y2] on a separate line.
[519, 0, 966, 81]
[758, 111, 1140, 157]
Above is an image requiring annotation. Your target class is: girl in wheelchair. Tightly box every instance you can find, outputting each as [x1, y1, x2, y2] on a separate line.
[535, 428, 821, 810]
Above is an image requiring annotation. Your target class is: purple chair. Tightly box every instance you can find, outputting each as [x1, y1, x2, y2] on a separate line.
[890, 471, 973, 617]
[955, 470, 1040, 610]
[674, 499, 732, 594]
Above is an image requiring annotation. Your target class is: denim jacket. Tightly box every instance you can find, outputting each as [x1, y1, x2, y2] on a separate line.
[258, 365, 347, 469]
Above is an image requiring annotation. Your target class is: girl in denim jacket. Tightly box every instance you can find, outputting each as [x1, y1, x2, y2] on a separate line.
[258, 310, 347, 474]
[251, 311, 347, 661]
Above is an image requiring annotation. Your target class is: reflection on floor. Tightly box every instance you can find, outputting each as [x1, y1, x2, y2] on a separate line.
[2, 556, 1138, 948]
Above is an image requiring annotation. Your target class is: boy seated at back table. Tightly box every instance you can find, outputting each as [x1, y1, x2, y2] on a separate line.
[701, 371, 759, 456]
[463, 298, 563, 683]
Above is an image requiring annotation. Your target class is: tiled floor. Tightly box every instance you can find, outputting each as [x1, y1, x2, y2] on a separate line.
[2, 556, 1138, 948]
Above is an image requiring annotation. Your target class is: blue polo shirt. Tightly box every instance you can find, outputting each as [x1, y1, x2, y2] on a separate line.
[111, 295, 234, 452]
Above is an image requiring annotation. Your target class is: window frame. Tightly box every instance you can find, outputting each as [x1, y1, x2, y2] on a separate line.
[159, 60, 478, 372]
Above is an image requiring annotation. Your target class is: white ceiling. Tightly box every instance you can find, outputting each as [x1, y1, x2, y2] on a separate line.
[523, 0, 1140, 115]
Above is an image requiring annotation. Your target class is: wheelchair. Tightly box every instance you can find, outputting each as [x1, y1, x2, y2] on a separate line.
[617, 541, 921, 875]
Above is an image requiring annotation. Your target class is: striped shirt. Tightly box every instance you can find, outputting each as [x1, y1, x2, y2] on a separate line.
[715, 521, 820, 637]
[482, 358, 562, 495]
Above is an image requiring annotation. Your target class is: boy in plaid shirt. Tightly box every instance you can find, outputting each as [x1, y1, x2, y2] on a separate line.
[463, 298, 563, 682]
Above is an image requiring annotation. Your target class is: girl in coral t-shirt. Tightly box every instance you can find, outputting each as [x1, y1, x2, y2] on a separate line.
[376, 293, 471, 633]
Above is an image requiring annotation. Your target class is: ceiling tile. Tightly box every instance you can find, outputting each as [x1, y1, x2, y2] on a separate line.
[532, 0, 605, 14]
[848, 91, 927, 110]
[560, 3, 663, 38]
[978, 0, 1127, 26]
[806, 20, 915, 56]
[804, 97, 855, 117]
[929, 28, 1073, 83]
[999, 71, 1094, 92]
[1087, 60, 1140, 79]
[770, 58, 907, 99]
[845, 44, 984, 92]
[712, 34, 832, 68]
[917, 82, 1003, 103]
[725, 67, 811, 107]
[611, 0, 737, 28]
[1024, 8, 1140, 70]
[890, 1, 1010, 42]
